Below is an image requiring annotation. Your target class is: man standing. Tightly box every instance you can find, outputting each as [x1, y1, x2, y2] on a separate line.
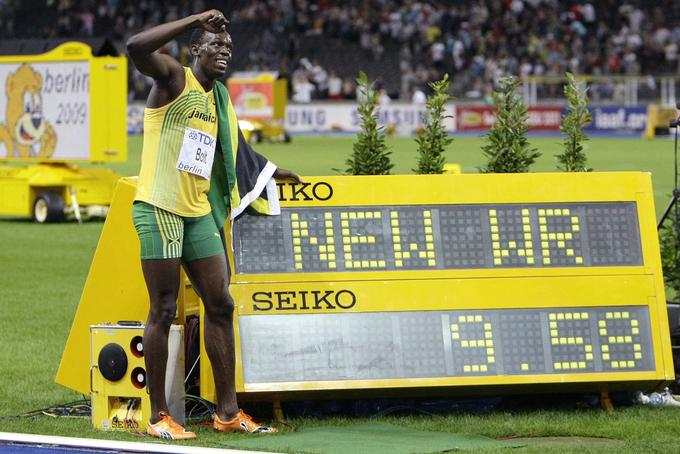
[126, 10, 300, 440]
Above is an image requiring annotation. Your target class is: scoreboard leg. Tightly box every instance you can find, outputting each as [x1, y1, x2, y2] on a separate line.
[600, 391, 614, 412]
[273, 399, 285, 422]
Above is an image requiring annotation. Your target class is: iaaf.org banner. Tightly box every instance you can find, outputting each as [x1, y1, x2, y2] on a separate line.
[285, 102, 456, 135]
[456, 105, 562, 131]
[584, 106, 647, 132]
[0, 61, 90, 160]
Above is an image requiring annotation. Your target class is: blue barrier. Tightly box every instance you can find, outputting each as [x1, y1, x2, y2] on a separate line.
[584, 106, 647, 133]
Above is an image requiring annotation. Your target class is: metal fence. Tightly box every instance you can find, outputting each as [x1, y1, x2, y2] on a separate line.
[521, 75, 679, 107]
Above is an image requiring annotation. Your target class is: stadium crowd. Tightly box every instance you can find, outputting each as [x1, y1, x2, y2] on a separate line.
[2, 0, 679, 102]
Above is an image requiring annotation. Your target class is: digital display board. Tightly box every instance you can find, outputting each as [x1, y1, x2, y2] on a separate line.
[234, 202, 642, 273]
[239, 306, 654, 383]
[198, 173, 673, 399]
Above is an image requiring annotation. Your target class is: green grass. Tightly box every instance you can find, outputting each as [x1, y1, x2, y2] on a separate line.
[1, 134, 679, 452]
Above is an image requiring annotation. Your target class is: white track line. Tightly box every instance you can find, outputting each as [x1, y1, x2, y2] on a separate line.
[0, 432, 281, 454]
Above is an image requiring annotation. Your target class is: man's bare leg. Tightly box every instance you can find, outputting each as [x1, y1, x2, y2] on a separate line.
[185, 253, 238, 420]
[140, 258, 181, 423]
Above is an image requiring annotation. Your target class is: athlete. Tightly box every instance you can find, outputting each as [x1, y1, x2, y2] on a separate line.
[126, 10, 300, 440]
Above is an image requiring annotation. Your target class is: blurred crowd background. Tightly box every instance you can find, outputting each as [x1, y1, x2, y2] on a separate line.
[1, 0, 679, 103]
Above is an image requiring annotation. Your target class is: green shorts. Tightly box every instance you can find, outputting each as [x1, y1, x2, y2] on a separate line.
[132, 201, 224, 262]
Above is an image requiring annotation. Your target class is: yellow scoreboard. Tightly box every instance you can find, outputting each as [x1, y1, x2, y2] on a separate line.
[200, 172, 674, 400]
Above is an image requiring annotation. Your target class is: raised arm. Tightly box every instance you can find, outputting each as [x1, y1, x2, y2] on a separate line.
[126, 10, 228, 81]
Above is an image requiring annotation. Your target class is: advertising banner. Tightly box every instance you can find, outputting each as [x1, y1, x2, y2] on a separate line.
[228, 79, 275, 120]
[0, 61, 90, 160]
[456, 105, 562, 131]
[456, 105, 648, 134]
[128, 103, 651, 136]
[585, 106, 647, 133]
[285, 102, 456, 135]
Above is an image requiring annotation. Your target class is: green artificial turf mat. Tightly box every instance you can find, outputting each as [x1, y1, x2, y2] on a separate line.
[219, 421, 525, 453]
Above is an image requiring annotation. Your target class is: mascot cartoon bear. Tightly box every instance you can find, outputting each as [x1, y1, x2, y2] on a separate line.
[0, 63, 57, 158]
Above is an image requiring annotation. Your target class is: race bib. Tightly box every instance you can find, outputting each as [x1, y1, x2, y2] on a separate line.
[176, 127, 217, 179]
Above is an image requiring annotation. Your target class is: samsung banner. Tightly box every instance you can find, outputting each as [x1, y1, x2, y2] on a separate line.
[286, 102, 455, 135]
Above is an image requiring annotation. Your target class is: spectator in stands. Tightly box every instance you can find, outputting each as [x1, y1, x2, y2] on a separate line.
[342, 77, 357, 100]
[0, 0, 14, 39]
[79, 5, 95, 36]
[327, 70, 343, 100]
[310, 59, 329, 99]
[429, 40, 445, 69]
[378, 88, 391, 107]
[411, 86, 427, 105]
[130, 69, 152, 102]
[5, 0, 680, 101]
[292, 74, 315, 103]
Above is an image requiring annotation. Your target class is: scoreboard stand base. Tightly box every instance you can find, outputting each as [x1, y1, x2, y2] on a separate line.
[235, 387, 646, 420]
[236, 381, 666, 404]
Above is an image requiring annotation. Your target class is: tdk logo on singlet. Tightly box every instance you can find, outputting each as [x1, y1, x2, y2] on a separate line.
[187, 130, 216, 148]
[188, 108, 216, 123]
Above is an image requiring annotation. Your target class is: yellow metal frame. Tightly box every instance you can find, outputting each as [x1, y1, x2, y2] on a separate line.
[88, 51, 128, 163]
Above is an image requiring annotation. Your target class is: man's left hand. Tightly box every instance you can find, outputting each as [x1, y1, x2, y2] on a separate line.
[274, 168, 304, 184]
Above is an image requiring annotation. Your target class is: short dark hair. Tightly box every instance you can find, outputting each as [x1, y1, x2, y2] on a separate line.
[190, 28, 209, 47]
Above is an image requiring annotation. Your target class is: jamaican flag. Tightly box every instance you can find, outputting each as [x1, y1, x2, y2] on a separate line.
[207, 81, 280, 232]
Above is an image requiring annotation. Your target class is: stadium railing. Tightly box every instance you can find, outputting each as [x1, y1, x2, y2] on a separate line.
[520, 75, 679, 107]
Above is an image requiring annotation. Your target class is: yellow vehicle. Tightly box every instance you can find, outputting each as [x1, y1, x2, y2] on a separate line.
[0, 41, 127, 222]
[0, 164, 120, 223]
[239, 119, 291, 144]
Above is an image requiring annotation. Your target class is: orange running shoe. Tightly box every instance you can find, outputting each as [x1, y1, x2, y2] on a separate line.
[146, 412, 196, 440]
[213, 409, 278, 433]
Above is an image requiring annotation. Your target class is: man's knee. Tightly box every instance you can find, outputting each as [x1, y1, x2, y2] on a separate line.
[204, 288, 235, 319]
[148, 293, 178, 327]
